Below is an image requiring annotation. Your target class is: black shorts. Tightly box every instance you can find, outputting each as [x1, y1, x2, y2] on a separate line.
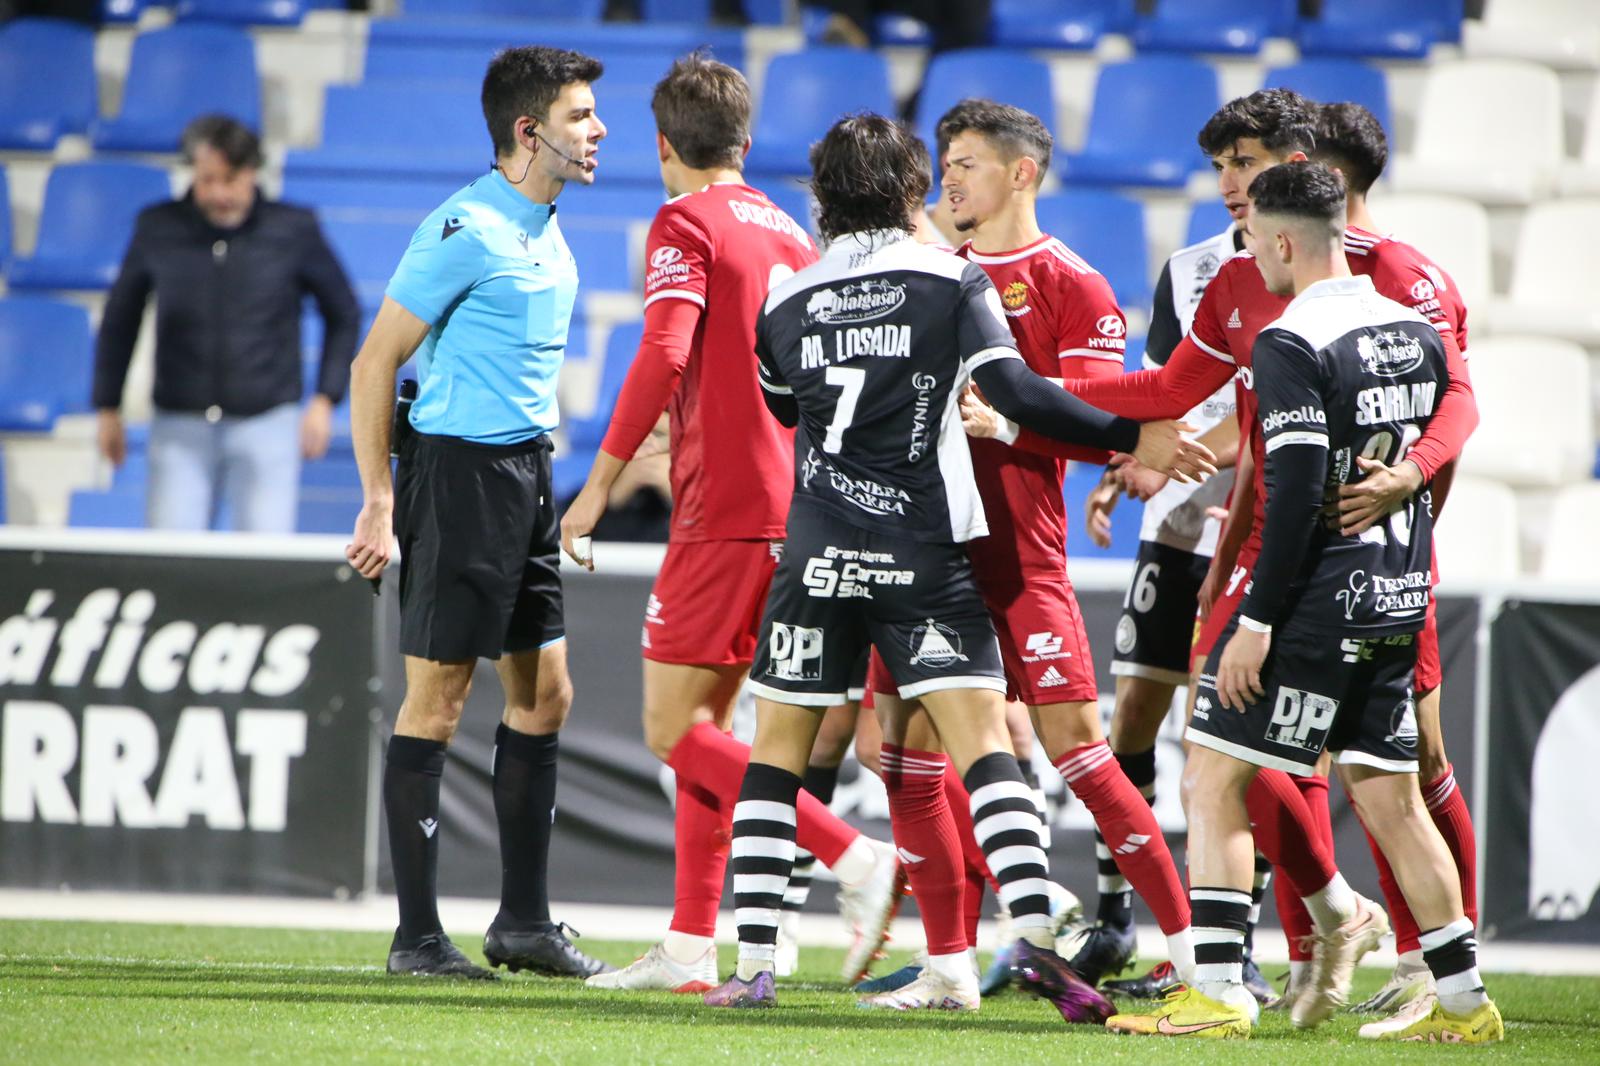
[395, 432, 564, 662]
[748, 503, 1005, 706]
[1110, 540, 1212, 685]
[846, 648, 869, 703]
[1187, 611, 1420, 776]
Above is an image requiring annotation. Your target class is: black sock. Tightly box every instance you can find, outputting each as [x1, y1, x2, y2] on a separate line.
[965, 752, 1052, 931]
[492, 722, 560, 928]
[733, 762, 801, 966]
[1245, 852, 1272, 956]
[785, 764, 841, 913]
[385, 734, 447, 943]
[1017, 756, 1042, 793]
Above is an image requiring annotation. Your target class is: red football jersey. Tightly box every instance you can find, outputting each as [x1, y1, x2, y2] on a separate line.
[640, 183, 817, 542]
[959, 235, 1127, 569]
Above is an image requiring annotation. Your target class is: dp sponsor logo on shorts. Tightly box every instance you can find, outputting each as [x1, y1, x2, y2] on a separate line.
[1266, 686, 1340, 753]
[908, 619, 967, 668]
[767, 623, 824, 681]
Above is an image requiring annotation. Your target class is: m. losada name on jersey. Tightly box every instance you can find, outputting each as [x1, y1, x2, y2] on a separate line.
[0, 587, 317, 832]
[799, 324, 913, 370]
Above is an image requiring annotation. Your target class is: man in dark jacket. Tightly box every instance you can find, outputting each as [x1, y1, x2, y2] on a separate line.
[93, 113, 360, 532]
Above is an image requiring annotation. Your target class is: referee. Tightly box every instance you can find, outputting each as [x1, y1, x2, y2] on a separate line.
[345, 46, 611, 980]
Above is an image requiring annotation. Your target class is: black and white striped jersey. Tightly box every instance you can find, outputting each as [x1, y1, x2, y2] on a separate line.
[755, 230, 1021, 544]
[1243, 275, 1448, 635]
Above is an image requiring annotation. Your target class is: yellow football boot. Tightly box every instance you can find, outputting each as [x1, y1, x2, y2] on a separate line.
[1361, 998, 1504, 1043]
[1106, 985, 1252, 1038]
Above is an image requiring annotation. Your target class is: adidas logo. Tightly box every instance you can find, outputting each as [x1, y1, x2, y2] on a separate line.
[1227, 307, 1242, 329]
[1037, 665, 1070, 688]
[1114, 833, 1151, 856]
[896, 846, 925, 865]
[418, 817, 438, 838]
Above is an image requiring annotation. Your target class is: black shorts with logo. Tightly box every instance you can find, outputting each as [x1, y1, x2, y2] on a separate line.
[1111, 539, 1213, 685]
[395, 431, 564, 662]
[1186, 609, 1420, 776]
[748, 502, 1005, 706]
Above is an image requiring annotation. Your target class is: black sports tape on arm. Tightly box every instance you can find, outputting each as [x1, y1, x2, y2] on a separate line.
[971, 357, 1141, 454]
[761, 389, 799, 428]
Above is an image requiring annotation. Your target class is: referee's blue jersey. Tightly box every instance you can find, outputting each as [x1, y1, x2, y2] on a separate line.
[387, 169, 578, 445]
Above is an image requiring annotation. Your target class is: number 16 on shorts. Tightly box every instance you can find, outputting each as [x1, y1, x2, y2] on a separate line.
[768, 623, 824, 681]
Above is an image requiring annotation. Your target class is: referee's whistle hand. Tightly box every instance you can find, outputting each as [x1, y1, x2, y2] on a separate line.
[346, 502, 394, 581]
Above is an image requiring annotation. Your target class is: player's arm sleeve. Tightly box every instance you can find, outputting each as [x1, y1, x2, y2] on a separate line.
[1144, 261, 1181, 366]
[93, 212, 155, 409]
[1239, 330, 1329, 627]
[599, 297, 704, 460]
[384, 212, 486, 326]
[641, 203, 711, 310]
[297, 213, 362, 404]
[754, 312, 797, 428]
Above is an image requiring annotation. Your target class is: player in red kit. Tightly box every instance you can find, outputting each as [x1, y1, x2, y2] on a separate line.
[558, 54, 902, 994]
[860, 100, 1201, 1008]
[1057, 89, 1478, 1026]
[1313, 101, 1480, 1029]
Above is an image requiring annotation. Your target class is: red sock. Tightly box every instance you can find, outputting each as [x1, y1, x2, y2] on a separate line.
[667, 721, 858, 867]
[1054, 742, 1189, 935]
[1277, 774, 1333, 951]
[668, 776, 728, 937]
[1248, 768, 1337, 960]
[1425, 765, 1478, 928]
[881, 745, 967, 955]
[963, 868, 986, 947]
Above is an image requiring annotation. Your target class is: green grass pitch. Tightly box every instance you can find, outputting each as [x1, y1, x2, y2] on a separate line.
[2, 919, 1598, 1064]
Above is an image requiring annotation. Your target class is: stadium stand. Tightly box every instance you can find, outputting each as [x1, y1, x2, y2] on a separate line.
[1541, 483, 1600, 579]
[0, 18, 98, 152]
[7, 161, 172, 291]
[0, 166, 10, 273]
[913, 49, 1057, 163]
[0, 297, 94, 432]
[747, 48, 894, 178]
[1369, 193, 1492, 310]
[1263, 58, 1392, 138]
[1060, 56, 1220, 188]
[174, 0, 311, 26]
[1433, 475, 1521, 579]
[1297, 0, 1464, 59]
[1459, 336, 1595, 488]
[988, 0, 1133, 50]
[1392, 59, 1563, 205]
[1463, 0, 1600, 70]
[1035, 190, 1151, 311]
[1486, 200, 1600, 345]
[1183, 199, 1234, 246]
[283, 84, 487, 183]
[554, 319, 643, 502]
[1132, 0, 1297, 56]
[1558, 78, 1600, 196]
[67, 487, 145, 528]
[92, 23, 262, 153]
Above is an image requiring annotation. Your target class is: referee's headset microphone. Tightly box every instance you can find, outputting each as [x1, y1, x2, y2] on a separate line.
[501, 122, 586, 183]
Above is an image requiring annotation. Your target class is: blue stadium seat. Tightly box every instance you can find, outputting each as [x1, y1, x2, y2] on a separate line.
[101, 0, 149, 23]
[0, 297, 95, 431]
[1298, 0, 1463, 59]
[69, 489, 145, 529]
[747, 49, 894, 177]
[402, 0, 604, 17]
[1061, 57, 1220, 188]
[284, 175, 462, 219]
[0, 19, 98, 151]
[569, 186, 667, 223]
[93, 24, 261, 153]
[176, 0, 308, 25]
[915, 49, 1056, 162]
[990, 0, 1133, 50]
[758, 178, 816, 238]
[1263, 59, 1392, 138]
[364, 17, 743, 70]
[8, 162, 171, 291]
[1064, 461, 1141, 560]
[1035, 191, 1151, 311]
[362, 44, 705, 96]
[565, 320, 642, 451]
[1184, 199, 1235, 247]
[564, 221, 635, 293]
[0, 166, 11, 272]
[318, 218, 418, 306]
[0, 441, 7, 524]
[285, 84, 487, 183]
[589, 87, 668, 185]
[296, 490, 363, 534]
[1134, 0, 1296, 54]
[1123, 330, 1146, 373]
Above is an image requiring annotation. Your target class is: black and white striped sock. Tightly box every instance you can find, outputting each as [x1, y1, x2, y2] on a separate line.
[732, 762, 800, 976]
[783, 764, 839, 916]
[1244, 852, 1272, 955]
[1421, 918, 1489, 1015]
[1191, 886, 1250, 996]
[965, 752, 1052, 940]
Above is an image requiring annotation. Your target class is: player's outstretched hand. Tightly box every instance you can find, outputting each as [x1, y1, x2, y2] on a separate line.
[1108, 452, 1171, 502]
[559, 486, 607, 571]
[1337, 455, 1423, 535]
[346, 500, 394, 581]
[1216, 625, 1270, 711]
[1132, 421, 1217, 485]
[1084, 468, 1119, 549]
[959, 385, 1003, 439]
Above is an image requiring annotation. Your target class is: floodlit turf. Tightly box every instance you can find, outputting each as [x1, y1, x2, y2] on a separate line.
[2, 920, 1597, 1064]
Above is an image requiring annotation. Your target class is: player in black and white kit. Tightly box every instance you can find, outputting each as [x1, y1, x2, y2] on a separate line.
[1109, 162, 1501, 1043]
[701, 114, 1215, 1016]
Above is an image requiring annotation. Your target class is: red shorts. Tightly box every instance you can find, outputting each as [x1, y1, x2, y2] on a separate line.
[1190, 543, 1259, 672]
[641, 539, 780, 666]
[1416, 596, 1441, 692]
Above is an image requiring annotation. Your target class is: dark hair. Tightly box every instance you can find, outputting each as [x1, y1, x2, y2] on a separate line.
[1198, 88, 1318, 160]
[1248, 160, 1347, 236]
[181, 114, 262, 170]
[1313, 101, 1388, 196]
[934, 98, 1053, 183]
[652, 51, 751, 171]
[809, 113, 931, 242]
[482, 45, 604, 159]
